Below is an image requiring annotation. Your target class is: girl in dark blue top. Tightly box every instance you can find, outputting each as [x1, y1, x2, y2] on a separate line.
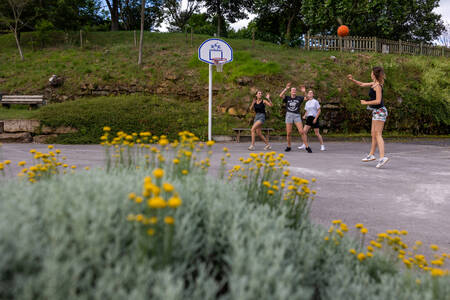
[348, 66, 389, 168]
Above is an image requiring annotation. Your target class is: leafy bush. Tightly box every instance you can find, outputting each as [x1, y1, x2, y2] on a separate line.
[0, 134, 449, 299]
[36, 95, 209, 143]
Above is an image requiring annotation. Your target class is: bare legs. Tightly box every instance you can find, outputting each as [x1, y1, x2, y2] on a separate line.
[286, 123, 308, 147]
[303, 125, 324, 145]
[369, 119, 385, 158]
[251, 121, 268, 146]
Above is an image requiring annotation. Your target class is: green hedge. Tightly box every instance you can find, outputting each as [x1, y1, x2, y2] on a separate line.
[36, 95, 209, 143]
[0, 167, 449, 299]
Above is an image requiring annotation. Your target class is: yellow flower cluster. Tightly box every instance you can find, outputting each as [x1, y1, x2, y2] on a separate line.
[227, 151, 315, 225]
[100, 128, 211, 176]
[16, 146, 78, 183]
[344, 223, 449, 277]
[127, 169, 182, 236]
[324, 220, 349, 246]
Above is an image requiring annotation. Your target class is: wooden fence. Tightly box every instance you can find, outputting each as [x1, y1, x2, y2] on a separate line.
[305, 34, 450, 57]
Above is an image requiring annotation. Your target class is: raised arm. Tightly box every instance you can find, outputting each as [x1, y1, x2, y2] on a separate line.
[264, 93, 273, 107]
[347, 74, 373, 87]
[279, 82, 291, 98]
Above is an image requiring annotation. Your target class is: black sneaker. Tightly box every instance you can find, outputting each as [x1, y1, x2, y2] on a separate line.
[306, 147, 312, 153]
[285, 147, 291, 152]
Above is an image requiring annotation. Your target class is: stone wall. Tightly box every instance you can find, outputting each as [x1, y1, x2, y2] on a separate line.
[0, 120, 77, 143]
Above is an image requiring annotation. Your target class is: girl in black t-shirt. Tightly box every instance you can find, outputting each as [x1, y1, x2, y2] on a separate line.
[248, 91, 273, 150]
[348, 66, 389, 168]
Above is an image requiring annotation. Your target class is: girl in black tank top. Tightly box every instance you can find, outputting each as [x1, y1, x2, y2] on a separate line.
[248, 91, 273, 151]
[368, 85, 384, 109]
[254, 100, 266, 114]
[347, 66, 390, 168]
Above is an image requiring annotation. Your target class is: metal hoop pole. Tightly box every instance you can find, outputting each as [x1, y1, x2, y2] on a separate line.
[208, 63, 213, 141]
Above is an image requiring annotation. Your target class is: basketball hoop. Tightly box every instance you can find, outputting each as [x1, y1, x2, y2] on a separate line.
[212, 57, 227, 72]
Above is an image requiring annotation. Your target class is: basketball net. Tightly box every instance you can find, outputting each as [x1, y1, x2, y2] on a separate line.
[212, 58, 227, 72]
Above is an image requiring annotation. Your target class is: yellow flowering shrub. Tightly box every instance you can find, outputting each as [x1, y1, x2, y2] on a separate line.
[127, 172, 182, 266]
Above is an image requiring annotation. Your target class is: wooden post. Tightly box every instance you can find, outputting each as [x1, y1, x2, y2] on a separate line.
[420, 42, 423, 55]
[339, 36, 342, 52]
[252, 28, 255, 48]
[442, 47, 445, 57]
[190, 27, 193, 47]
[80, 30, 83, 48]
[306, 31, 310, 51]
[398, 39, 402, 54]
[134, 30, 137, 47]
[373, 36, 377, 52]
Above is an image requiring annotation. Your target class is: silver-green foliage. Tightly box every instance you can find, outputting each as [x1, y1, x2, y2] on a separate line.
[0, 169, 449, 299]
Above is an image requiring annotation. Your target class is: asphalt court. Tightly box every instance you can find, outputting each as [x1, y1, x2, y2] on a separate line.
[1, 140, 449, 254]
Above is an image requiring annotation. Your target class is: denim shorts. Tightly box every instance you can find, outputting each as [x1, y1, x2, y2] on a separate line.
[372, 107, 388, 122]
[285, 112, 302, 124]
[254, 113, 265, 124]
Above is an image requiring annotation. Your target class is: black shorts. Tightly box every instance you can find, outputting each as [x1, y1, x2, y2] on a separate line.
[305, 116, 319, 128]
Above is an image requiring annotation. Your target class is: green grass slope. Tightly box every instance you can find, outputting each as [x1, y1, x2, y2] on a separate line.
[0, 31, 449, 140]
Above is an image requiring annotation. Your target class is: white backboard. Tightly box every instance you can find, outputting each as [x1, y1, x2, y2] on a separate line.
[198, 38, 233, 65]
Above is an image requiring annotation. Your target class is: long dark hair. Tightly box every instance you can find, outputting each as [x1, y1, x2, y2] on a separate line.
[254, 90, 262, 102]
[372, 66, 385, 85]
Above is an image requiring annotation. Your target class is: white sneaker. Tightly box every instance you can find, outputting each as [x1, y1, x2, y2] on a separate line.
[376, 157, 389, 168]
[298, 144, 306, 150]
[264, 144, 272, 150]
[248, 145, 255, 151]
[362, 154, 376, 162]
[320, 145, 326, 151]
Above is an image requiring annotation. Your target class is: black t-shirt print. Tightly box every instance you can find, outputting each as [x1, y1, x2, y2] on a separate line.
[283, 96, 304, 114]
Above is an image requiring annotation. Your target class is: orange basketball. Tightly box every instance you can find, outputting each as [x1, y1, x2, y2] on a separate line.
[337, 25, 349, 37]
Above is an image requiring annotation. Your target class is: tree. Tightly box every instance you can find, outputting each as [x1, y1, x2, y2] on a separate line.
[436, 22, 450, 47]
[105, 0, 120, 30]
[138, 0, 145, 65]
[252, 0, 304, 44]
[202, 0, 253, 37]
[301, 0, 444, 42]
[0, 0, 32, 60]
[164, 0, 199, 32]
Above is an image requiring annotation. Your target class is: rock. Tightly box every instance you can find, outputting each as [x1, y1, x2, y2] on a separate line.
[0, 132, 32, 143]
[213, 135, 233, 142]
[48, 74, 64, 87]
[33, 134, 57, 143]
[323, 104, 340, 109]
[41, 126, 78, 134]
[92, 90, 110, 96]
[236, 76, 252, 86]
[165, 73, 178, 81]
[3, 119, 40, 133]
[330, 56, 337, 61]
[228, 107, 238, 115]
[238, 108, 247, 115]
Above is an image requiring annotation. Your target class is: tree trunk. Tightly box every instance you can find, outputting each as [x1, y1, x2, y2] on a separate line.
[14, 30, 24, 61]
[285, 14, 295, 44]
[106, 0, 120, 31]
[138, 0, 145, 65]
[216, 3, 221, 37]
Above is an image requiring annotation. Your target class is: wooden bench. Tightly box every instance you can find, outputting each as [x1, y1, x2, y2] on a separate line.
[233, 128, 274, 143]
[1, 95, 45, 109]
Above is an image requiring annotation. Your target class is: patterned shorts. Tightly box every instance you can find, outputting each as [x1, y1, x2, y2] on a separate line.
[372, 107, 388, 122]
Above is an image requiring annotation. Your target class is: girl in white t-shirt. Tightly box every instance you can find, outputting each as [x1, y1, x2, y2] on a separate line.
[298, 90, 326, 151]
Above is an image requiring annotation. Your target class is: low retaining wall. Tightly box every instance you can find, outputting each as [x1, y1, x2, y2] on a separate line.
[0, 119, 77, 143]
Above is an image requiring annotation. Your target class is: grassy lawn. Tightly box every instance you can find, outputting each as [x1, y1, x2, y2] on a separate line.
[1, 31, 448, 136]
[0, 106, 39, 120]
